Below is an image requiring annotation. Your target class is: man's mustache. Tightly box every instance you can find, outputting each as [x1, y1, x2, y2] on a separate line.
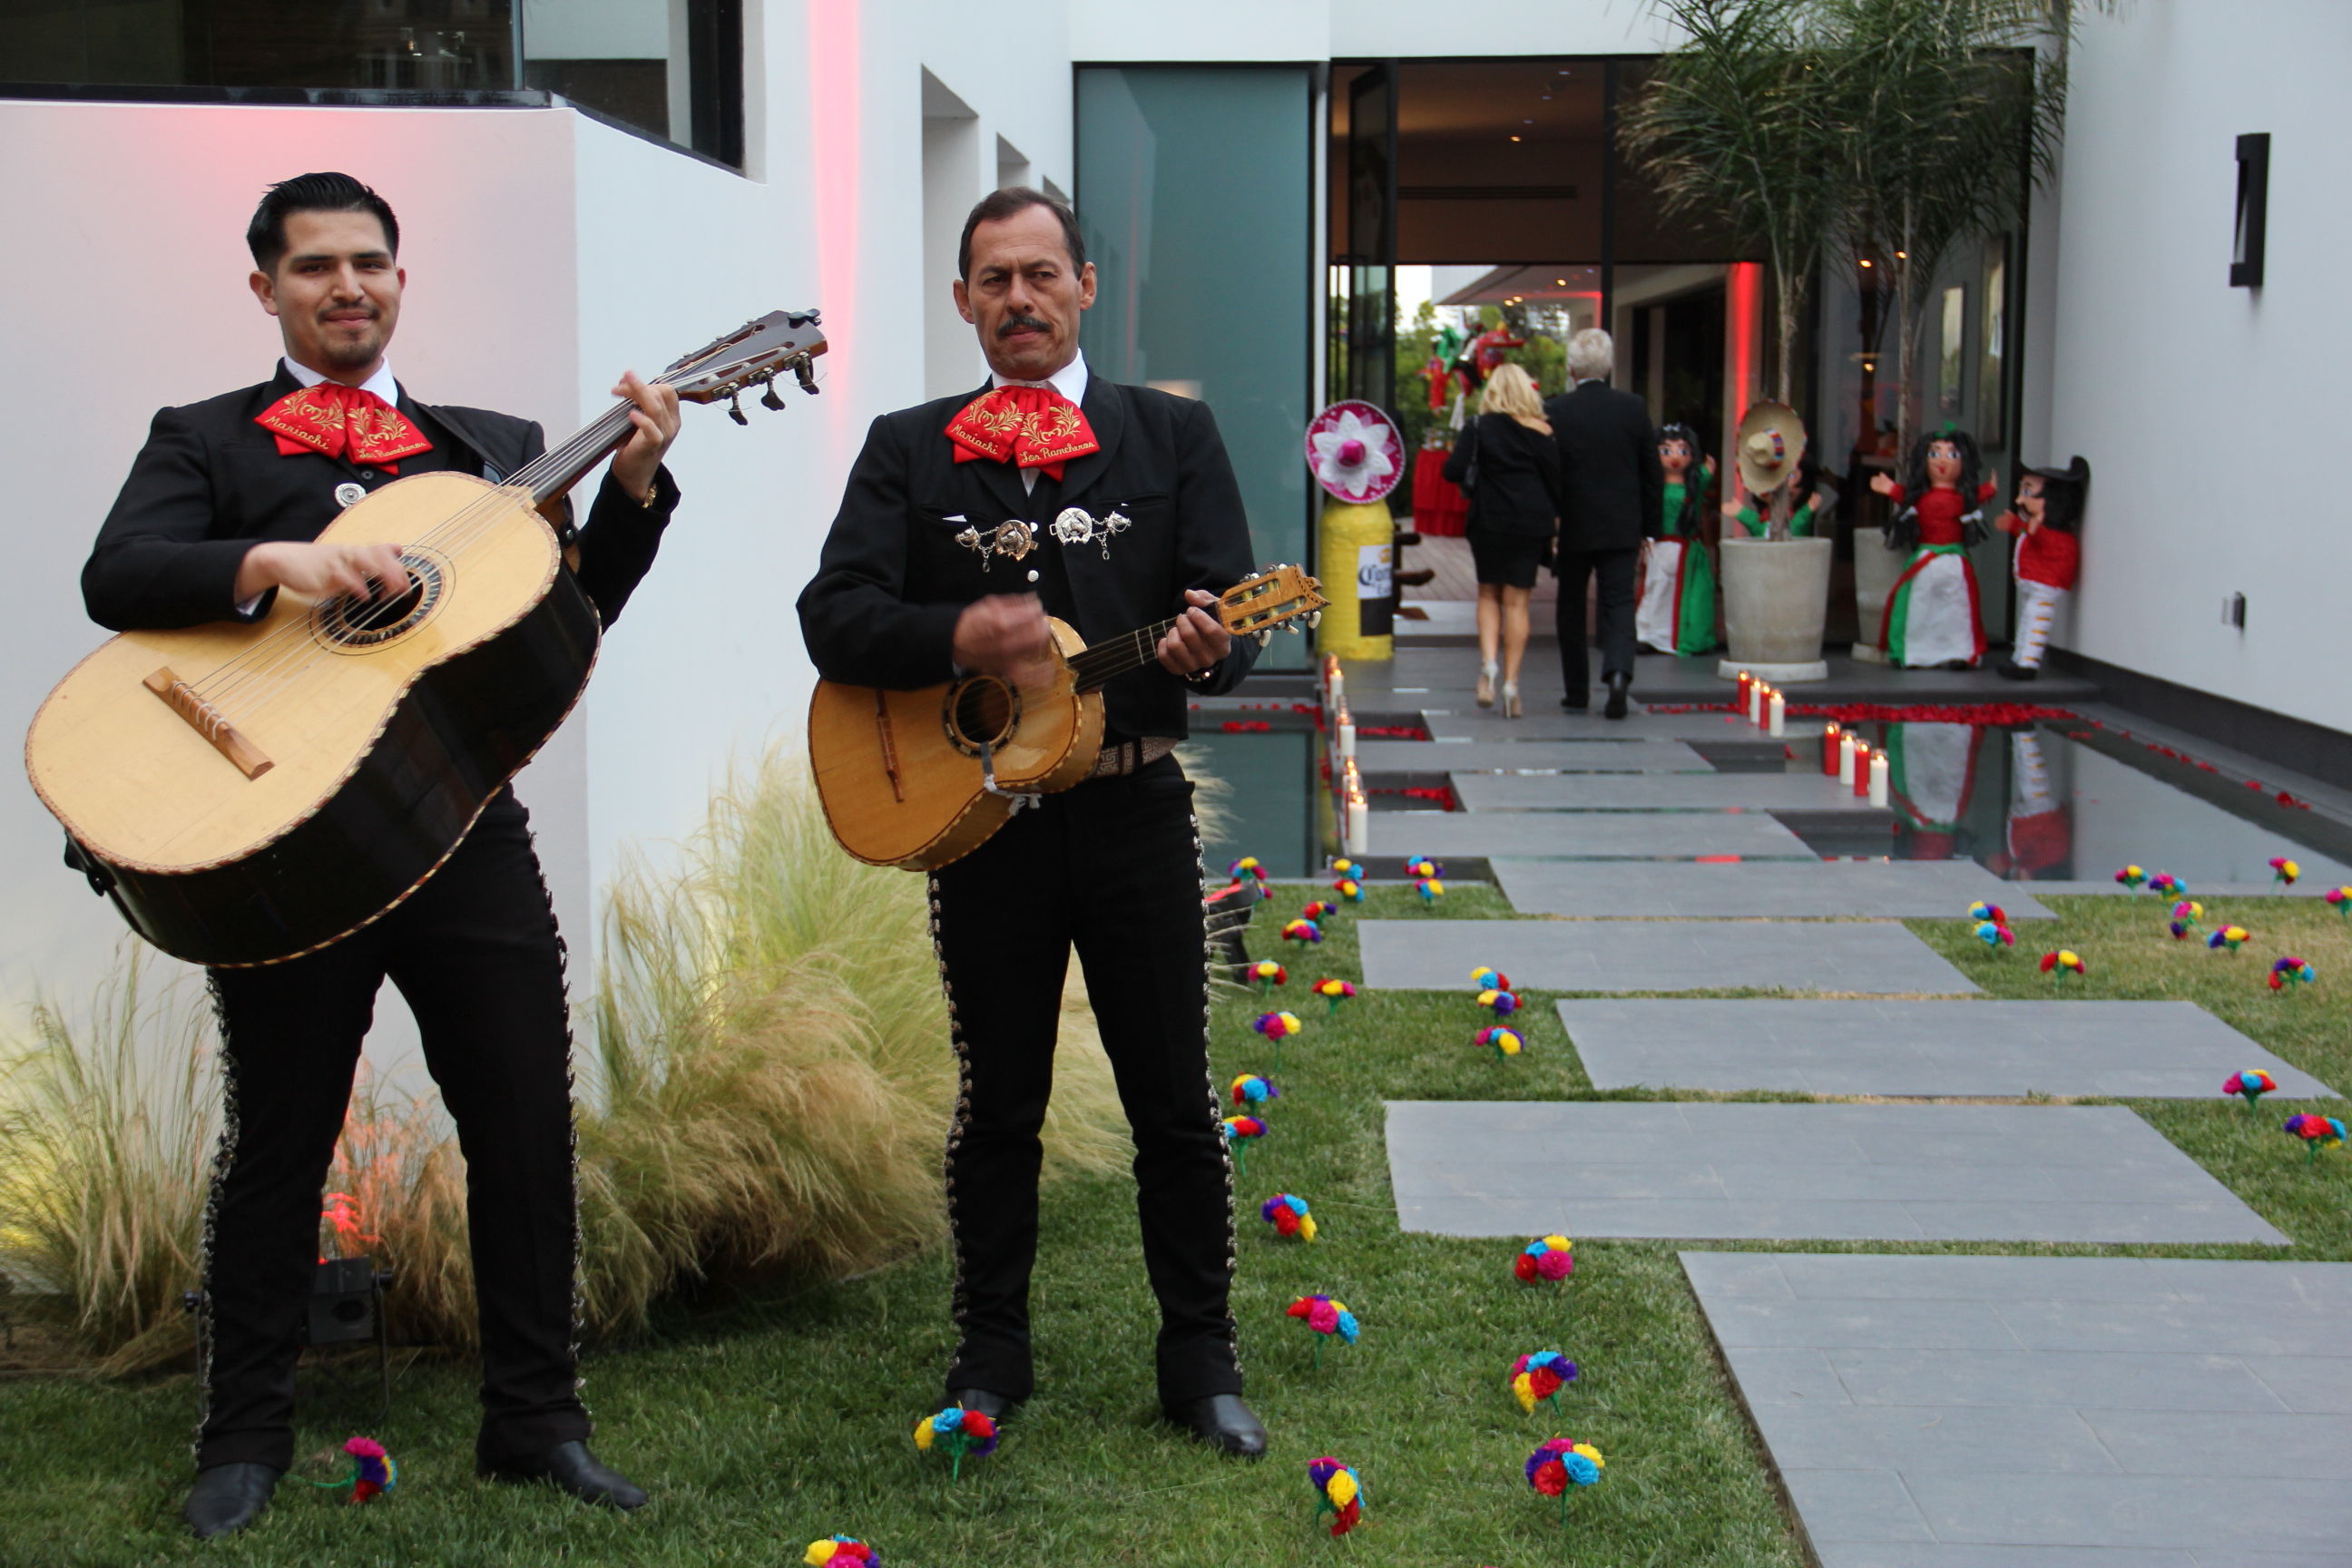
[997, 314, 1050, 338]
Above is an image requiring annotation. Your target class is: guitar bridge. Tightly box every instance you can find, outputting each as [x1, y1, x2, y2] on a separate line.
[144, 667, 272, 779]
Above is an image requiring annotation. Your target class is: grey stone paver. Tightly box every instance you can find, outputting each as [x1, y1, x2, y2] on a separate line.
[1685, 1254, 2352, 1563]
[1452, 770, 1885, 811]
[1495, 858, 2055, 918]
[1357, 917, 1981, 993]
[1357, 738, 1711, 772]
[1558, 998, 2338, 1098]
[1426, 710, 1828, 743]
[1387, 1103, 2287, 1243]
[1365, 810, 1814, 858]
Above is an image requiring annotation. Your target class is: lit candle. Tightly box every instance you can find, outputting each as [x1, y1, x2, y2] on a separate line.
[1339, 720, 1357, 763]
[1769, 690, 1786, 738]
[1822, 720, 1842, 776]
[1867, 749, 1890, 807]
[1328, 666, 1345, 708]
[1839, 733, 1858, 786]
[1853, 740, 1873, 798]
[1736, 670, 1752, 711]
[1749, 681, 1766, 725]
[1347, 792, 1368, 856]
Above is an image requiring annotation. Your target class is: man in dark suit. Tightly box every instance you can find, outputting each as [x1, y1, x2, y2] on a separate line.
[1543, 328, 1661, 718]
[80, 172, 681, 1538]
[797, 188, 1268, 1456]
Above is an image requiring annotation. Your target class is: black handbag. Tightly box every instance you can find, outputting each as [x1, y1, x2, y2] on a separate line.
[1459, 417, 1481, 498]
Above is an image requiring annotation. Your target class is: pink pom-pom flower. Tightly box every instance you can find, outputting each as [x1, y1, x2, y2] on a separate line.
[1403, 857, 1443, 879]
[1975, 919, 2014, 949]
[1251, 1010, 1302, 1041]
[1282, 918, 1324, 946]
[1477, 1025, 1524, 1060]
[2113, 865, 2146, 891]
[2169, 899, 2205, 939]
[342, 1436, 395, 1504]
[1249, 959, 1288, 990]
[2148, 873, 2184, 897]
[2269, 956, 2317, 991]
[2224, 1069, 2277, 1109]
[2326, 886, 2352, 919]
[1514, 1234, 1573, 1284]
[804, 1538, 878, 1566]
[2270, 856, 2300, 887]
[2209, 925, 2250, 953]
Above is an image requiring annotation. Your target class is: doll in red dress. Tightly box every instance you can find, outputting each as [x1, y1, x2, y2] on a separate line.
[1869, 430, 1999, 668]
[1994, 456, 2088, 681]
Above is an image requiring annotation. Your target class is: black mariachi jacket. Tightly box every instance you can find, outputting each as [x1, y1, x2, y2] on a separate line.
[83, 365, 680, 633]
[796, 375, 1261, 742]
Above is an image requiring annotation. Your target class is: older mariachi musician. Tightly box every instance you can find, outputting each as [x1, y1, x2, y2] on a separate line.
[80, 172, 680, 1538]
[797, 188, 1267, 1455]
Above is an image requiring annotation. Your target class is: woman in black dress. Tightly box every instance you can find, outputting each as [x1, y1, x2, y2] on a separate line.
[1443, 362, 1562, 717]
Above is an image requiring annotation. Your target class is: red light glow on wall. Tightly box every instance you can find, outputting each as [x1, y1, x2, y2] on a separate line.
[808, 1, 860, 436]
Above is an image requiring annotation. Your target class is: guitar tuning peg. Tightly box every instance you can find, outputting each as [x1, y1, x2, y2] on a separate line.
[1256, 629, 1272, 647]
[1308, 611, 1323, 629]
[795, 356, 820, 395]
[1285, 622, 1300, 633]
[728, 392, 748, 426]
[760, 375, 786, 411]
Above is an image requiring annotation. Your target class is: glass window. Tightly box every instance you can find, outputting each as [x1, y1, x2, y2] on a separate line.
[521, 0, 743, 167]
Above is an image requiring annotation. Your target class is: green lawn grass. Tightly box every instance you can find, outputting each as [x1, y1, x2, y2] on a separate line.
[3, 887, 2347, 1565]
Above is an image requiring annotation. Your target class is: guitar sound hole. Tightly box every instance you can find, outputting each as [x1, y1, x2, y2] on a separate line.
[318, 553, 446, 650]
[944, 676, 1020, 758]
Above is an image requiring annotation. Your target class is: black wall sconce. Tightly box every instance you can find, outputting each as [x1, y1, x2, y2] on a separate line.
[2231, 132, 2269, 288]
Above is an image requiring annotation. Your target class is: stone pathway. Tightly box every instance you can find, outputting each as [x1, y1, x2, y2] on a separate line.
[1494, 859, 2052, 918]
[1357, 917, 1979, 993]
[1558, 998, 2337, 1098]
[1357, 738, 1713, 773]
[1453, 771, 1886, 811]
[1366, 811, 1817, 859]
[1684, 1253, 2352, 1565]
[1386, 1102, 2287, 1244]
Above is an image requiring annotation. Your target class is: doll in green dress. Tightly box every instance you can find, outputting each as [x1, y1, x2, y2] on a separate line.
[1721, 450, 1833, 538]
[1634, 423, 1718, 655]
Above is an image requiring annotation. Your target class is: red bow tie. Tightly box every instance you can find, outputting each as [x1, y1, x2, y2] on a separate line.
[255, 382, 433, 472]
[946, 385, 1099, 481]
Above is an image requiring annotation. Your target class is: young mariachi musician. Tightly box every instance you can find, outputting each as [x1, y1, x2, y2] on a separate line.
[1994, 456, 2089, 681]
[1635, 424, 1717, 656]
[1870, 428, 1999, 670]
[796, 188, 1269, 1457]
[80, 172, 681, 1539]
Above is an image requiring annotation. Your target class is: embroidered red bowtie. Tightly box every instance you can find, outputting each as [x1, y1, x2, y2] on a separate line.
[946, 384, 1099, 481]
[255, 383, 433, 473]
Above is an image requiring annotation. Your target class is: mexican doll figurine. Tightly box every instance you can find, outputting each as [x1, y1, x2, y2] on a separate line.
[1635, 424, 1718, 655]
[1722, 449, 1833, 538]
[1994, 456, 2089, 681]
[1870, 429, 1999, 669]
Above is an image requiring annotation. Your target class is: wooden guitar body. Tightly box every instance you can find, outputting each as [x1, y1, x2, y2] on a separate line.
[808, 617, 1106, 870]
[25, 471, 599, 967]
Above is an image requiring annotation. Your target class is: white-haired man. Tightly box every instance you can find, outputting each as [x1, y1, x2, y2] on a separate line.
[1542, 328, 1661, 718]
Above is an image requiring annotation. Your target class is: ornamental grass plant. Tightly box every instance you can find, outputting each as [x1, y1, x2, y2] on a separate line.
[0, 750, 1127, 1364]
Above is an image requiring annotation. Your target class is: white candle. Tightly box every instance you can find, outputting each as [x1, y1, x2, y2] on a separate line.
[1347, 793, 1368, 855]
[1868, 750, 1890, 808]
[1749, 681, 1765, 724]
[1768, 690, 1786, 738]
[1339, 721, 1357, 763]
[1328, 667, 1345, 708]
[1838, 731, 1857, 785]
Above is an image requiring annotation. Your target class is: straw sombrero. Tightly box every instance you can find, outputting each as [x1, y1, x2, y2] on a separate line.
[1734, 400, 1808, 496]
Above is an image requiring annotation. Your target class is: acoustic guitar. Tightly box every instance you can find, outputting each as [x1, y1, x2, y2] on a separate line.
[26, 309, 828, 967]
[808, 564, 1326, 870]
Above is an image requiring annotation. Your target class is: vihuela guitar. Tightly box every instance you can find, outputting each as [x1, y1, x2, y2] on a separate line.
[26, 309, 828, 968]
[808, 564, 1326, 869]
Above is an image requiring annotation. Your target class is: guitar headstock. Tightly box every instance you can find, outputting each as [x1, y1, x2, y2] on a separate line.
[1217, 564, 1328, 644]
[664, 309, 828, 423]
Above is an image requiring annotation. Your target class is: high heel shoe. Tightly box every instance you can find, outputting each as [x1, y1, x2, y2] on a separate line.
[1502, 681, 1522, 719]
[1475, 663, 1498, 709]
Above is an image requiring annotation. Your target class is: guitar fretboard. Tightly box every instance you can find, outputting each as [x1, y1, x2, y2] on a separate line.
[1065, 617, 1182, 693]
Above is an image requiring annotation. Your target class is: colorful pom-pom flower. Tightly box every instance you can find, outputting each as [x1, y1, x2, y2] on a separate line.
[1509, 1351, 1580, 1414]
[1308, 1456, 1362, 1536]
[1287, 1294, 1360, 1367]
[1478, 987, 1522, 1018]
[2224, 1068, 2278, 1110]
[1301, 900, 1339, 926]
[2114, 865, 2146, 891]
[1967, 901, 2007, 926]
[2327, 887, 2352, 920]
[1251, 1008, 1303, 1071]
[2148, 873, 2185, 897]
[2040, 949, 2086, 982]
[1514, 1234, 1574, 1285]
[1403, 857, 1443, 879]
[2169, 899, 2205, 940]
[1472, 965, 1512, 992]
[1221, 1115, 1267, 1174]
[1282, 917, 1325, 946]
[1478, 1025, 1524, 1061]
[1312, 977, 1357, 1016]
[1331, 858, 1358, 879]
[314, 1436, 396, 1504]
[1231, 1073, 1280, 1111]
[2269, 956, 2317, 991]
[2283, 1112, 2347, 1163]
[1975, 919, 2014, 949]
[1417, 877, 1446, 905]
[2270, 856, 2301, 887]
[1260, 1192, 1318, 1242]
[804, 1538, 879, 1565]
[913, 1404, 999, 1479]
[1229, 856, 1266, 884]
[1334, 876, 1365, 903]
[1250, 959, 1288, 995]
[2209, 925, 2250, 954]
[1525, 1437, 1605, 1524]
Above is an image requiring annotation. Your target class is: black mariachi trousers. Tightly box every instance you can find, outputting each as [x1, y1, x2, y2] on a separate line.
[1553, 544, 1642, 695]
[926, 756, 1241, 1407]
[197, 798, 587, 1473]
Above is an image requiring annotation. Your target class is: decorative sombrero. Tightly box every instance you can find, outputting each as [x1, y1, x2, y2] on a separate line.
[1734, 399, 1808, 496]
[1305, 400, 1405, 505]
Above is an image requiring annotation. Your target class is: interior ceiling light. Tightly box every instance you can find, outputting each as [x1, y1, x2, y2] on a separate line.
[1860, 258, 1874, 268]
[1510, 134, 1521, 142]
[1896, 250, 1907, 259]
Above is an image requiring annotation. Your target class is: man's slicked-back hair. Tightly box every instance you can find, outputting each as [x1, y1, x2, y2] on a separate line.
[957, 186, 1085, 281]
[247, 172, 400, 273]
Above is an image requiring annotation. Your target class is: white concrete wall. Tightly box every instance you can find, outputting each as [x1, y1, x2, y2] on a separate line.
[2042, 2, 2352, 729]
[1071, 0, 1680, 60]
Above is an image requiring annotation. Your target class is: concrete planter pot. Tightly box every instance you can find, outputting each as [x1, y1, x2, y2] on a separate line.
[1715, 535, 1834, 682]
[1848, 525, 1909, 665]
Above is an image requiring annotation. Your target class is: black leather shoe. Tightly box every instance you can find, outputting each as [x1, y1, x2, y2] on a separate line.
[184, 1462, 280, 1540]
[480, 1440, 648, 1510]
[1560, 695, 1590, 711]
[946, 1387, 1016, 1423]
[1602, 672, 1632, 719]
[1996, 658, 2038, 681]
[1163, 1393, 1268, 1458]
